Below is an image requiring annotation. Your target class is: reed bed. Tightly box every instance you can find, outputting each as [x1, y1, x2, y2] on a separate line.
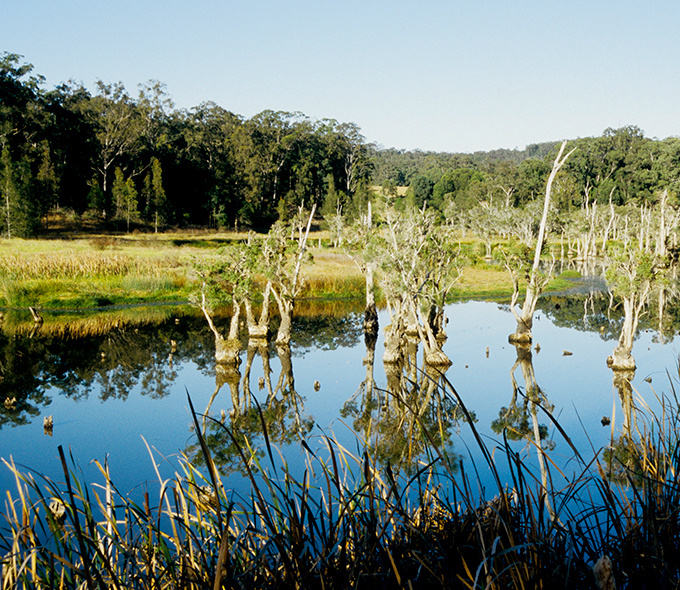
[1, 377, 680, 588]
[0, 251, 177, 280]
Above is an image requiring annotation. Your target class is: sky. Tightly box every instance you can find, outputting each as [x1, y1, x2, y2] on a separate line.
[2, 0, 680, 154]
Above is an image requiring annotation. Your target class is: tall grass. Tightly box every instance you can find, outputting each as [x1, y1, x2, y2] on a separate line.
[0, 252, 173, 280]
[1, 377, 679, 588]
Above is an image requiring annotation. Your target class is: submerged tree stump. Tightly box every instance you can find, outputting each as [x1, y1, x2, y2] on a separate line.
[607, 352, 636, 371]
[508, 331, 532, 346]
[424, 349, 452, 368]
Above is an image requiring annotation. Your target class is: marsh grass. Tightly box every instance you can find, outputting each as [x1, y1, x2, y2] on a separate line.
[0, 233, 570, 309]
[0, 243, 191, 307]
[2, 370, 680, 588]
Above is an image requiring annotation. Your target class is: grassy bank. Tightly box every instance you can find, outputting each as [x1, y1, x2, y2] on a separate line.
[2, 379, 678, 588]
[0, 231, 580, 310]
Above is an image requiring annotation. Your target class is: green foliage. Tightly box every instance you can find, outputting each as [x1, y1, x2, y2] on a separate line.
[5, 50, 680, 236]
[111, 167, 139, 231]
[143, 157, 167, 230]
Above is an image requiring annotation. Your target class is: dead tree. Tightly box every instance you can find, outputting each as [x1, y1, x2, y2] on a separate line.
[508, 140, 576, 344]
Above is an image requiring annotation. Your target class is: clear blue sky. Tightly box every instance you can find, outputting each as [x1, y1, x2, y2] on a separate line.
[2, 0, 679, 153]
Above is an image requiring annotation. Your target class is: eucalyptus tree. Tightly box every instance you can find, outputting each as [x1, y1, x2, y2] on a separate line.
[111, 167, 139, 231]
[42, 82, 97, 213]
[261, 205, 316, 345]
[505, 141, 576, 344]
[378, 206, 463, 366]
[0, 52, 51, 235]
[183, 102, 244, 227]
[142, 156, 167, 232]
[191, 243, 259, 366]
[76, 81, 144, 213]
[605, 246, 655, 370]
[240, 110, 310, 222]
[461, 202, 506, 258]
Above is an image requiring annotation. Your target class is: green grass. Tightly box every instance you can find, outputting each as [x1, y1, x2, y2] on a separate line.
[0, 232, 597, 310]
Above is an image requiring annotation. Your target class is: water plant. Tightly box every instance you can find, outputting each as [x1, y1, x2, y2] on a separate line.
[1, 375, 679, 588]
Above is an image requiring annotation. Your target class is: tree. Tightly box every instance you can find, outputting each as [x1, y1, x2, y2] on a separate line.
[111, 168, 139, 231]
[409, 175, 434, 208]
[507, 140, 576, 344]
[143, 157, 167, 232]
[605, 246, 655, 370]
[0, 145, 39, 238]
[78, 81, 143, 215]
[378, 207, 463, 366]
[262, 205, 316, 344]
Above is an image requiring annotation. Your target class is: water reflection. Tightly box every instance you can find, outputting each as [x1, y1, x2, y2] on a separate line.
[1, 293, 678, 497]
[189, 341, 314, 475]
[0, 310, 213, 429]
[342, 331, 464, 474]
[492, 343, 556, 514]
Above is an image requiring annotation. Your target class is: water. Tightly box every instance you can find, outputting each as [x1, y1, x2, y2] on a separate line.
[0, 295, 677, 500]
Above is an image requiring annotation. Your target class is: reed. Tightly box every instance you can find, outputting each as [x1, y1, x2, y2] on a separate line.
[1, 375, 679, 588]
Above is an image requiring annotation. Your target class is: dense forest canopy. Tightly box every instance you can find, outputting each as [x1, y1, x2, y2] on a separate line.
[2, 51, 680, 236]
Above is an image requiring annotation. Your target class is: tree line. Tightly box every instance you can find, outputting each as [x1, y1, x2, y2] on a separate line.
[3, 51, 680, 238]
[0, 52, 373, 236]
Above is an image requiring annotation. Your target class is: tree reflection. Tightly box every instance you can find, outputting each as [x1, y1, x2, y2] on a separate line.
[0, 314, 212, 429]
[342, 333, 464, 475]
[492, 344, 555, 510]
[603, 367, 645, 485]
[188, 340, 314, 476]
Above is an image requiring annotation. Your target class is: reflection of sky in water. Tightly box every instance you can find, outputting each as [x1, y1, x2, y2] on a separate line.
[0, 301, 677, 499]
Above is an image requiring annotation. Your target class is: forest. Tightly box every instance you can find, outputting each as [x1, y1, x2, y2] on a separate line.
[4, 50, 680, 239]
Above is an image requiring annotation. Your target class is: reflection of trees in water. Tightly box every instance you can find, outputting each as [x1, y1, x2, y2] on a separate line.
[0, 315, 214, 428]
[341, 333, 465, 475]
[492, 345, 554, 451]
[492, 344, 555, 513]
[188, 341, 314, 476]
[290, 313, 363, 351]
[603, 367, 646, 485]
[0, 305, 365, 431]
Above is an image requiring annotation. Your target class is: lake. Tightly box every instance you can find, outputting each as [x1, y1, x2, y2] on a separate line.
[0, 291, 676, 500]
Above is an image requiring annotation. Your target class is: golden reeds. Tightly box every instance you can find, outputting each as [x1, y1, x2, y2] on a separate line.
[0, 251, 173, 280]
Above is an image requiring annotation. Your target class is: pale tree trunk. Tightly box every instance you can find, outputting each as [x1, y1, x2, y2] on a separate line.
[383, 297, 405, 365]
[364, 262, 379, 336]
[271, 206, 315, 345]
[607, 286, 649, 370]
[655, 189, 669, 258]
[410, 298, 450, 367]
[272, 286, 294, 345]
[510, 140, 575, 344]
[199, 289, 241, 365]
[244, 281, 271, 340]
[363, 203, 379, 338]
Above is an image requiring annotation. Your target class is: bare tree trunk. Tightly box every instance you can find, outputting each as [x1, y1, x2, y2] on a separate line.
[363, 203, 379, 338]
[272, 287, 294, 345]
[199, 289, 241, 365]
[364, 262, 379, 336]
[607, 287, 649, 370]
[510, 140, 575, 344]
[244, 281, 271, 340]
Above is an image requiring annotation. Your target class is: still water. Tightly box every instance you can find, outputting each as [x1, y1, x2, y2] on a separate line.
[0, 295, 677, 498]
